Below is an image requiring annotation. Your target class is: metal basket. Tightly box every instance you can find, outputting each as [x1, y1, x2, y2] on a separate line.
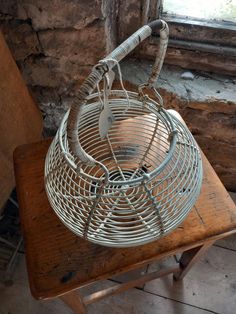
[45, 20, 203, 248]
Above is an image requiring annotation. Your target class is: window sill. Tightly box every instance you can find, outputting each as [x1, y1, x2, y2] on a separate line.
[120, 58, 235, 104]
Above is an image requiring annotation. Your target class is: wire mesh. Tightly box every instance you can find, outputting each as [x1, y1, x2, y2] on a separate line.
[45, 90, 203, 247]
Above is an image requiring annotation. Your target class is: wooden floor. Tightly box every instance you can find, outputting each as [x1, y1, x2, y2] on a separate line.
[0, 194, 236, 314]
[1, 239, 235, 314]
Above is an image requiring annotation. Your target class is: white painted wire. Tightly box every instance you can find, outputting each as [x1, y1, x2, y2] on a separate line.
[45, 89, 203, 248]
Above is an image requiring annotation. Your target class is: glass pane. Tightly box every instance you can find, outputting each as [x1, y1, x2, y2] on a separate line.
[163, 0, 236, 23]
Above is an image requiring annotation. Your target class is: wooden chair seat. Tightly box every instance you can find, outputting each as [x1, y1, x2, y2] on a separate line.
[14, 138, 236, 313]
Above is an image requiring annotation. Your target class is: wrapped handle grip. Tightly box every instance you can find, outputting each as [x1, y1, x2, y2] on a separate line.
[67, 20, 169, 166]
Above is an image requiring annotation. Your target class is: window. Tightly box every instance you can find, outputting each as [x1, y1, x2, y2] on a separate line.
[148, 0, 236, 75]
[118, 0, 236, 75]
[162, 0, 236, 23]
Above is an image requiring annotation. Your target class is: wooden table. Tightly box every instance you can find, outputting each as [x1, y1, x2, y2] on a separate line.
[14, 139, 236, 313]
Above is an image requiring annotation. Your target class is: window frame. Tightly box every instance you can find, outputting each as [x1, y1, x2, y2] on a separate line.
[117, 0, 236, 75]
[160, 0, 236, 25]
[144, 0, 236, 75]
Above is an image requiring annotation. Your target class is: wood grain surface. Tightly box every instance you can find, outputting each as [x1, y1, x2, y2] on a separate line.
[14, 139, 236, 300]
[0, 32, 42, 209]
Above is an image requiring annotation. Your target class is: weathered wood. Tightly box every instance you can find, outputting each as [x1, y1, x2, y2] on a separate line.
[149, 0, 162, 20]
[141, 0, 150, 25]
[144, 245, 236, 314]
[111, 264, 149, 289]
[164, 18, 236, 47]
[84, 266, 179, 305]
[135, 14, 236, 75]
[13, 137, 236, 300]
[216, 234, 236, 251]
[139, 45, 236, 76]
[117, 3, 236, 75]
[0, 31, 42, 210]
[118, 1, 141, 43]
[83, 279, 212, 314]
[0, 253, 228, 314]
[168, 39, 236, 57]
[174, 240, 215, 281]
[216, 192, 236, 248]
[60, 291, 86, 314]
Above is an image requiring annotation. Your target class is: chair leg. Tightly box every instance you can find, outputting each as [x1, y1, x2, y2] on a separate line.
[174, 240, 215, 281]
[60, 290, 86, 314]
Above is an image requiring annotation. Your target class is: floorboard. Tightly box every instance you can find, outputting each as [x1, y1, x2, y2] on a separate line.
[86, 284, 216, 314]
[144, 246, 236, 314]
[215, 234, 236, 251]
[0, 255, 219, 314]
[0, 191, 235, 314]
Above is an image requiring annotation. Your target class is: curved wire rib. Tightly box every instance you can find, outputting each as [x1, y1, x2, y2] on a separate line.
[67, 65, 105, 165]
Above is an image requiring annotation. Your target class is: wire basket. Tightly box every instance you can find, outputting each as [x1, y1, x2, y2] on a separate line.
[45, 20, 203, 247]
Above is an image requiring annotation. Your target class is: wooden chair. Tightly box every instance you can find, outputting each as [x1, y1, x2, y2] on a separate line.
[0, 32, 42, 210]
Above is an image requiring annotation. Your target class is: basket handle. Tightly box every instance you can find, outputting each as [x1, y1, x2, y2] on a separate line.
[67, 20, 169, 166]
